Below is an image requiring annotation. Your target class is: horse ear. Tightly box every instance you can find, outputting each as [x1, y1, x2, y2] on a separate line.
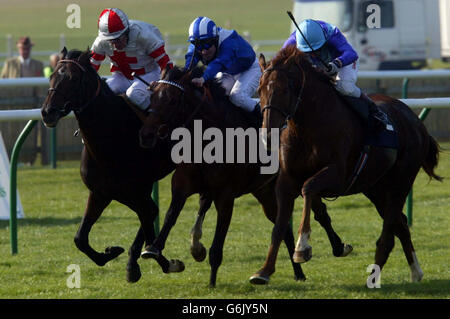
[60, 47, 67, 59]
[161, 64, 171, 79]
[259, 53, 267, 72]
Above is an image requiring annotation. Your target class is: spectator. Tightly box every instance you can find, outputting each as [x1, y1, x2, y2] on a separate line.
[43, 53, 61, 78]
[1, 36, 43, 78]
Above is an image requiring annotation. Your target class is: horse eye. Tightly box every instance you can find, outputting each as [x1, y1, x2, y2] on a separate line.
[58, 68, 65, 75]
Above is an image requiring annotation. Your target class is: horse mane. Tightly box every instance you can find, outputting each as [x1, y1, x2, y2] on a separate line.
[65, 49, 116, 98]
[271, 45, 333, 86]
[165, 65, 229, 103]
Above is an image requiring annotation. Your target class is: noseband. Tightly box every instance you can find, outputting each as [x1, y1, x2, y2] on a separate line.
[261, 65, 306, 128]
[47, 59, 101, 115]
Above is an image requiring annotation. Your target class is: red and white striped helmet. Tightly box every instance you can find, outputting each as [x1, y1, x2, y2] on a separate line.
[97, 8, 129, 40]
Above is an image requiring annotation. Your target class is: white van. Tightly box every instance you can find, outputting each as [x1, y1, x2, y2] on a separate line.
[291, 0, 450, 70]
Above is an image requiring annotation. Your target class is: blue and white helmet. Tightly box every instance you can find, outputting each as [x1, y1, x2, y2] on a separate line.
[296, 19, 327, 52]
[188, 16, 218, 42]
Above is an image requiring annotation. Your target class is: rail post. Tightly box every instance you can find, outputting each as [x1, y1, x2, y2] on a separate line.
[402, 78, 414, 227]
[50, 128, 57, 168]
[10, 119, 38, 254]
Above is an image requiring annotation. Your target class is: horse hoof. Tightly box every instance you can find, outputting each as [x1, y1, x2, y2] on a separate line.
[249, 274, 270, 285]
[191, 244, 207, 262]
[340, 244, 353, 257]
[105, 246, 125, 259]
[293, 247, 312, 263]
[164, 259, 185, 273]
[411, 270, 423, 283]
[126, 263, 142, 283]
[141, 246, 160, 260]
[295, 274, 307, 282]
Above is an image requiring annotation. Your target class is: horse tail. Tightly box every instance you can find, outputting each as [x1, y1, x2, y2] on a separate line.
[422, 135, 443, 182]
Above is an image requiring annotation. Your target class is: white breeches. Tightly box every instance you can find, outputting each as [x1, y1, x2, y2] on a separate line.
[335, 60, 361, 98]
[106, 70, 160, 111]
[215, 58, 262, 112]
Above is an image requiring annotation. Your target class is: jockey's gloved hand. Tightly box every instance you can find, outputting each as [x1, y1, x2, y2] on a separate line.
[325, 60, 340, 77]
[192, 77, 205, 87]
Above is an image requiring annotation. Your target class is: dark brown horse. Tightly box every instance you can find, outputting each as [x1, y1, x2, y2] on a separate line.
[252, 46, 442, 284]
[138, 65, 352, 286]
[40, 48, 189, 282]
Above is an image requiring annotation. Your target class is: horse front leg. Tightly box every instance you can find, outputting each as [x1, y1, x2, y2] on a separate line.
[250, 172, 300, 284]
[124, 194, 184, 275]
[140, 170, 194, 274]
[311, 196, 353, 258]
[74, 192, 125, 266]
[294, 165, 341, 263]
[190, 194, 212, 262]
[208, 195, 234, 287]
[126, 226, 145, 283]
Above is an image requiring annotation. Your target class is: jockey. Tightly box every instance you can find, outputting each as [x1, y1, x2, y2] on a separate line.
[90, 8, 173, 112]
[283, 19, 386, 129]
[185, 16, 262, 126]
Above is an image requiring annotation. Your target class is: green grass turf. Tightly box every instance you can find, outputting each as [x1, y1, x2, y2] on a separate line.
[0, 143, 448, 299]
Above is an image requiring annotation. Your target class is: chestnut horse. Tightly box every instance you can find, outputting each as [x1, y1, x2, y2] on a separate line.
[41, 48, 190, 282]
[139, 66, 352, 286]
[252, 46, 442, 284]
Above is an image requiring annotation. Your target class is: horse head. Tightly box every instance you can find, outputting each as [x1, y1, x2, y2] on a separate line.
[41, 47, 100, 127]
[258, 47, 308, 145]
[139, 66, 211, 149]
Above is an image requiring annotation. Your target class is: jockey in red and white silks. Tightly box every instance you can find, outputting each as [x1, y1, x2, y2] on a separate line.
[90, 8, 173, 112]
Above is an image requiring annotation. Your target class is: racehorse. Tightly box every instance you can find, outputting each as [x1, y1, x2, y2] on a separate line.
[138, 65, 353, 286]
[252, 46, 442, 284]
[41, 48, 189, 283]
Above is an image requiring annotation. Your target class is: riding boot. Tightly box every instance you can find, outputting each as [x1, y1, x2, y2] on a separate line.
[360, 93, 387, 132]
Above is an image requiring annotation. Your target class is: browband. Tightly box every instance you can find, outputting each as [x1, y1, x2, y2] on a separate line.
[157, 80, 185, 92]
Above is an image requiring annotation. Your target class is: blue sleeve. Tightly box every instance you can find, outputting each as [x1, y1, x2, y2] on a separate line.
[327, 28, 358, 66]
[282, 31, 297, 49]
[184, 43, 199, 70]
[202, 45, 234, 81]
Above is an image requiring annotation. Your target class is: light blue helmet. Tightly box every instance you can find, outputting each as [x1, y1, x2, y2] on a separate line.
[296, 19, 326, 52]
[188, 16, 218, 42]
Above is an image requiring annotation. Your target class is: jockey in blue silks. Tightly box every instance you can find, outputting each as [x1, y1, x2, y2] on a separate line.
[185, 16, 262, 125]
[283, 19, 386, 128]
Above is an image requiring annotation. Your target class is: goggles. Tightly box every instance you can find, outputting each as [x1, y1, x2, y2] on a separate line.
[191, 38, 216, 51]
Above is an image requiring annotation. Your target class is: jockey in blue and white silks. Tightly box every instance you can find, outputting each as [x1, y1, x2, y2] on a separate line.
[283, 19, 386, 128]
[185, 17, 261, 117]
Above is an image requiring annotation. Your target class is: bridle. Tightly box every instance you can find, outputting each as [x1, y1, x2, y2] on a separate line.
[261, 63, 306, 129]
[47, 59, 101, 116]
[148, 78, 210, 139]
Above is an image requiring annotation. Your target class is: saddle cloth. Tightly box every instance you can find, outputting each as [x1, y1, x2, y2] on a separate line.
[341, 95, 398, 149]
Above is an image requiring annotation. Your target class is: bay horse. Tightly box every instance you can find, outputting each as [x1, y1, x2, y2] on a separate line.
[40, 48, 190, 282]
[253, 46, 442, 284]
[138, 65, 352, 286]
